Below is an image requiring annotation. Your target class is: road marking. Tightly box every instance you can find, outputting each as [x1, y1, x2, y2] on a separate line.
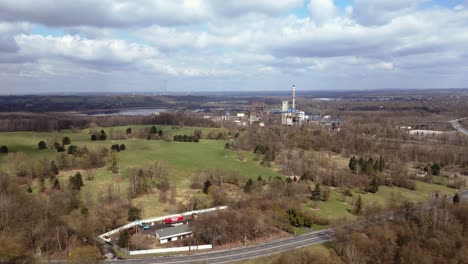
[119, 235, 333, 264]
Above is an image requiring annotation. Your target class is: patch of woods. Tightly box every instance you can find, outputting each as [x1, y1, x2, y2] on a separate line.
[87, 125, 226, 143]
[0, 168, 139, 263]
[165, 168, 337, 247]
[6, 142, 107, 190]
[330, 198, 468, 264]
[231, 125, 467, 194]
[127, 161, 174, 203]
[247, 197, 468, 264]
[0, 112, 218, 132]
[173, 134, 200, 142]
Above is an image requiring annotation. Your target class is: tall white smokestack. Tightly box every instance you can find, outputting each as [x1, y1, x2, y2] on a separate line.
[292, 84, 296, 109]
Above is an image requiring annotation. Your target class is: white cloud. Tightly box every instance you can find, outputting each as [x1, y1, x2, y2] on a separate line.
[1, 0, 468, 92]
[353, 0, 428, 25]
[15, 34, 158, 66]
[0, 0, 211, 27]
[308, 0, 337, 23]
[209, 0, 303, 17]
[368, 61, 394, 70]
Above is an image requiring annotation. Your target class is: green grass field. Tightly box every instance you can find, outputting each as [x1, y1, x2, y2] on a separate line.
[0, 125, 280, 217]
[0, 125, 459, 220]
[306, 180, 456, 222]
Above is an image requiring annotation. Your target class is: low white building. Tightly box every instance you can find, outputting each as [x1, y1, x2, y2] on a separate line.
[155, 224, 192, 244]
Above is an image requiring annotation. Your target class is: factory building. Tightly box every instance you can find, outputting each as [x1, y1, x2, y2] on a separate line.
[281, 85, 305, 126]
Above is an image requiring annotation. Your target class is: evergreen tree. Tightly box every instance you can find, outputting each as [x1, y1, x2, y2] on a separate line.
[120, 144, 126, 151]
[244, 178, 254, 193]
[431, 163, 441, 176]
[126, 127, 132, 135]
[453, 193, 460, 204]
[287, 209, 305, 227]
[70, 172, 84, 191]
[358, 157, 365, 173]
[67, 145, 78, 155]
[91, 134, 97, 141]
[158, 130, 163, 137]
[39, 178, 45, 192]
[99, 130, 107, 140]
[110, 152, 119, 173]
[202, 180, 212, 194]
[367, 157, 374, 173]
[263, 146, 275, 162]
[348, 156, 357, 173]
[26, 185, 33, 193]
[311, 183, 321, 201]
[373, 160, 380, 172]
[128, 206, 142, 221]
[52, 178, 61, 190]
[379, 156, 385, 171]
[367, 177, 379, 193]
[257, 175, 265, 185]
[354, 195, 363, 215]
[117, 231, 130, 248]
[50, 160, 59, 176]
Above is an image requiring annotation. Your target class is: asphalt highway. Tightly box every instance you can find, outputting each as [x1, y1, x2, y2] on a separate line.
[449, 118, 468, 135]
[111, 190, 468, 264]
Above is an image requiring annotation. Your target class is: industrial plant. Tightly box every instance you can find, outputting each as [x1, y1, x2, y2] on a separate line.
[211, 84, 340, 128]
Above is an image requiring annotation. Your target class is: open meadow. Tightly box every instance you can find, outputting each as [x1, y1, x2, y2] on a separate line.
[0, 125, 457, 220]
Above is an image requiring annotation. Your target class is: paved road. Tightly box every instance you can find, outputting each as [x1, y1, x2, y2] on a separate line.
[111, 191, 468, 264]
[113, 230, 334, 264]
[449, 118, 468, 135]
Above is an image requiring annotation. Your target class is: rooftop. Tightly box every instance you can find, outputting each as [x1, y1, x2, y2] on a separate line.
[155, 224, 192, 240]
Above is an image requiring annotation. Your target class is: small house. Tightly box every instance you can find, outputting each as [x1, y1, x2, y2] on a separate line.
[155, 224, 192, 244]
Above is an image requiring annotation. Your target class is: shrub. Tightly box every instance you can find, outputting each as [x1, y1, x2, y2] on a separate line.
[111, 144, 120, 152]
[62, 137, 71, 145]
[128, 206, 142, 221]
[0, 145, 8, 153]
[38, 141, 47, 150]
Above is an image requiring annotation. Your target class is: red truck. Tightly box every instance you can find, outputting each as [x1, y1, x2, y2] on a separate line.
[164, 216, 184, 224]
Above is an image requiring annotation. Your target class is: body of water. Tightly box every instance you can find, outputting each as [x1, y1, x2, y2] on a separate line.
[85, 108, 167, 116]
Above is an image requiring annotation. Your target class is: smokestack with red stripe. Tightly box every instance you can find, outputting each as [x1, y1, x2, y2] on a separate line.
[292, 84, 296, 109]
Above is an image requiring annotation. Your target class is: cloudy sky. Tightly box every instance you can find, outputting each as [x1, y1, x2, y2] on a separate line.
[1, 0, 467, 94]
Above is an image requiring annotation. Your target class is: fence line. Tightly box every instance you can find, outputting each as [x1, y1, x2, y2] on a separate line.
[128, 245, 213, 255]
[98, 206, 228, 242]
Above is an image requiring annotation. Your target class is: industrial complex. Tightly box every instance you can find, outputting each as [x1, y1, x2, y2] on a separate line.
[207, 85, 340, 128]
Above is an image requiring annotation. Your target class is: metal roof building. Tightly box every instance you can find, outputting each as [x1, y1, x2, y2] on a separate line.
[155, 224, 192, 244]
